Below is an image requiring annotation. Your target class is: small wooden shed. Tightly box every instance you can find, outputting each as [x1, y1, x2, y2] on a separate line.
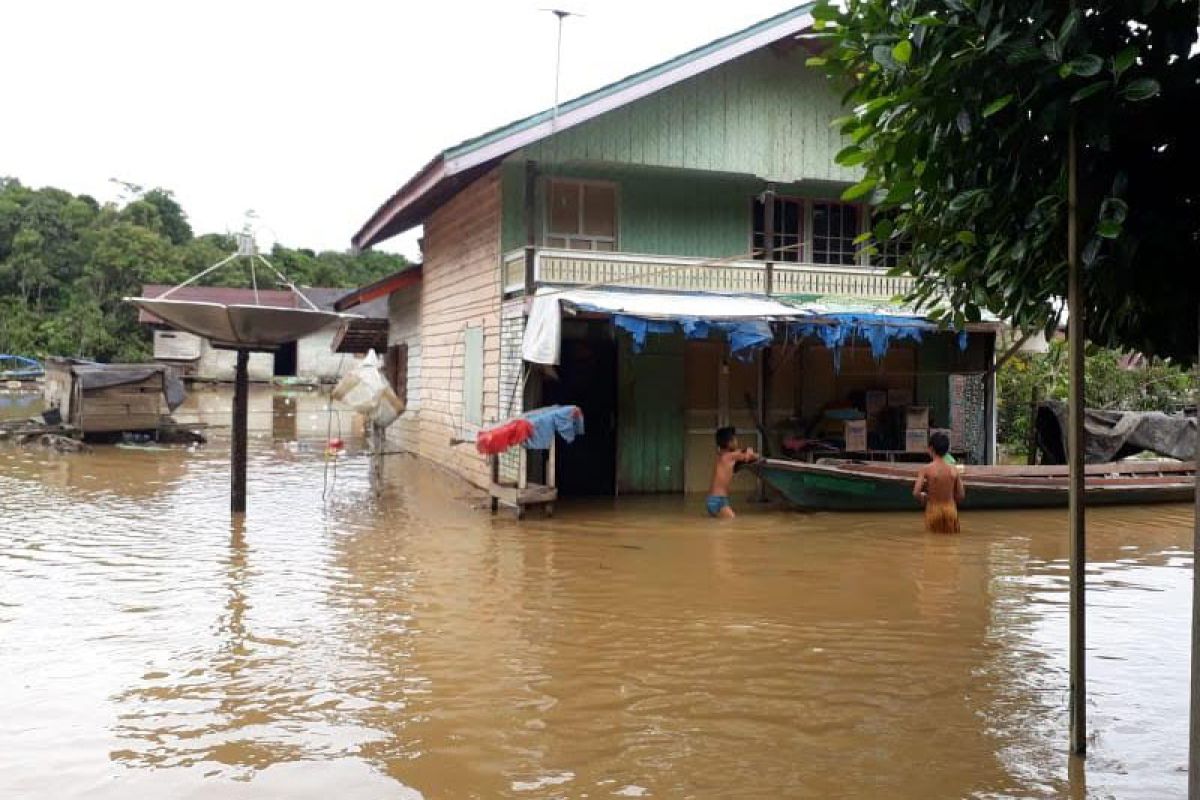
[44, 360, 185, 434]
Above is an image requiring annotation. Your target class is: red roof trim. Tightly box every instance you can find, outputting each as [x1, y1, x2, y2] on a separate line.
[333, 266, 423, 311]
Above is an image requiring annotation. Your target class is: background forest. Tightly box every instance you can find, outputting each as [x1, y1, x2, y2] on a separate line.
[0, 177, 406, 362]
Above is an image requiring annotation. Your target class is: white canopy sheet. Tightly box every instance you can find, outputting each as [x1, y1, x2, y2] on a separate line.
[521, 288, 805, 365]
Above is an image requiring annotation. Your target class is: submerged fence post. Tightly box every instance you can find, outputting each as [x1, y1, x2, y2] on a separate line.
[1066, 116, 1087, 757]
[231, 349, 249, 514]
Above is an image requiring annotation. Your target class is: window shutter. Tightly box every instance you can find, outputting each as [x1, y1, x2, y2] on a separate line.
[463, 327, 484, 427]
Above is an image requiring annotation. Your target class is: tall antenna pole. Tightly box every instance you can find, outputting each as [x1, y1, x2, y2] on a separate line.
[542, 8, 582, 123]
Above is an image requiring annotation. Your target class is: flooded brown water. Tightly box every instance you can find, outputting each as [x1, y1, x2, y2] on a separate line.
[1, 385, 1195, 798]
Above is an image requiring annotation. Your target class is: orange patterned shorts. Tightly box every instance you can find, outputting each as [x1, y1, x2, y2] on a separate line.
[925, 501, 961, 534]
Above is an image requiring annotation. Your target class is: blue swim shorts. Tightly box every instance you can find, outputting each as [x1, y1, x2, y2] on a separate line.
[706, 495, 731, 517]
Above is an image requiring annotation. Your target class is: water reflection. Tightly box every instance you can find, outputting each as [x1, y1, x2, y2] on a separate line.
[0, 390, 1194, 798]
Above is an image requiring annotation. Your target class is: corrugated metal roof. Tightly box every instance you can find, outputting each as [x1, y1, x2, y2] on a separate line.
[351, 4, 815, 250]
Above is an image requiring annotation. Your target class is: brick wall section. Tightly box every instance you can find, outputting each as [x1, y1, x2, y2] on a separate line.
[416, 168, 502, 489]
[497, 297, 527, 483]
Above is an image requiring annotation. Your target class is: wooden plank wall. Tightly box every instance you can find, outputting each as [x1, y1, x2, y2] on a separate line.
[385, 285, 422, 454]
[416, 168, 503, 489]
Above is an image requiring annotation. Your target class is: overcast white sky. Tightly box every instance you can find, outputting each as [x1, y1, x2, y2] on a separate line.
[0, 1, 799, 260]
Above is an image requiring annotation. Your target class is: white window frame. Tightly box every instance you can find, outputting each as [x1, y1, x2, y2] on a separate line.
[543, 178, 619, 252]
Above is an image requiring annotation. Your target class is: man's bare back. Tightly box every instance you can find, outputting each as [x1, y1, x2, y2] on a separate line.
[914, 458, 964, 506]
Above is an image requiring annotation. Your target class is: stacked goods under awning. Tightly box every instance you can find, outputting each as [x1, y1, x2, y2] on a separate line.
[521, 287, 1001, 468]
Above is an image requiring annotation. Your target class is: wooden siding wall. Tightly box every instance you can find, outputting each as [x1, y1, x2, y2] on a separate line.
[416, 168, 503, 490]
[521, 47, 859, 185]
[501, 163, 849, 258]
[385, 285, 422, 454]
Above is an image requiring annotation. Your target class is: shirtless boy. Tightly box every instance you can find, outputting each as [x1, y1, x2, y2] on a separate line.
[707, 426, 758, 519]
[912, 431, 965, 533]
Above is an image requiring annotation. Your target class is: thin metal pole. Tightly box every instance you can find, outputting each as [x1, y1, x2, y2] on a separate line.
[1190, 300, 1200, 799]
[553, 11, 565, 121]
[231, 350, 250, 514]
[1067, 114, 1087, 756]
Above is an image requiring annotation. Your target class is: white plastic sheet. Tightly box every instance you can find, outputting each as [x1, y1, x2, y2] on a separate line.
[520, 288, 808, 366]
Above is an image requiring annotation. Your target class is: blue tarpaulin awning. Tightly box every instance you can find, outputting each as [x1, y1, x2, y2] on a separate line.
[521, 288, 992, 366]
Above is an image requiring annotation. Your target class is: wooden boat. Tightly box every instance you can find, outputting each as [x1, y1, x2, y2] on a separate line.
[754, 458, 1196, 510]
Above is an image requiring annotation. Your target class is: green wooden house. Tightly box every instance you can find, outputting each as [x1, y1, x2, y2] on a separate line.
[345, 4, 1000, 503]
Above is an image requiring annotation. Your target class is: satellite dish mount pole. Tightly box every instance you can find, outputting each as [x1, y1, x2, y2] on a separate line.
[232, 350, 250, 514]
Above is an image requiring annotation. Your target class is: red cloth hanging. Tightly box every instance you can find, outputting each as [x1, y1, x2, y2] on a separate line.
[475, 418, 534, 455]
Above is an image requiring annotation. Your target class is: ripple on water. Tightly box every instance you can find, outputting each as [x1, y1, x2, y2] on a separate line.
[0, 415, 1194, 799]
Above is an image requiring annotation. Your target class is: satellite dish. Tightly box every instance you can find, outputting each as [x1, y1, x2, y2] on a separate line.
[128, 299, 343, 350]
[124, 227, 354, 514]
[124, 229, 350, 351]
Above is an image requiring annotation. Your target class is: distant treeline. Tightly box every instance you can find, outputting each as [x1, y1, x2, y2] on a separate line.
[0, 177, 407, 362]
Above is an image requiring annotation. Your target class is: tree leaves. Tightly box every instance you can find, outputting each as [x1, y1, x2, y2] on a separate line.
[1112, 46, 1138, 77]
[982, 94, 1014, 117]
[1121, 78, 1161, 101]
[842, 177, 879, 201]
[835, 145, 869, 166]
[0, 179, 410, 362]
[805, 0, 1199, 361]
[1067, 55, 1103, 77]
[892, 39, 913, 64]
[1057, 9, 1080, 48]
[1070, 81, 1109, 103]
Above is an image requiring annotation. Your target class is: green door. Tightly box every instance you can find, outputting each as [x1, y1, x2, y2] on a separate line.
[617, 331, 684, 494]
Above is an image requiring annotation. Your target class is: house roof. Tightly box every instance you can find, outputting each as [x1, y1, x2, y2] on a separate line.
[138, 284, 389, 324]
[352, 3, 816, 251]
[333, 265, 423, 312]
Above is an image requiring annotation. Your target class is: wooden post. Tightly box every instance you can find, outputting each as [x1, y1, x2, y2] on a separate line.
[524, 160, 538, 295]
[231, 349, 249, 514]
[757, 348, 771, 501]
[1027, 385, 1042, 466]
[763, 188, 776, 295]
[1190, 302, 1200, 800]
[1066, 116, 1087, 756]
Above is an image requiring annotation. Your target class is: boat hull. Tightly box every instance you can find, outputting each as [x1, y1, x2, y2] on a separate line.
[757, 459, 1195, 511]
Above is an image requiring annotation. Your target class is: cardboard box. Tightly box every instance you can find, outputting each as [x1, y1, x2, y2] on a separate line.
[865, 390, 888, 415]
[844, 419, 868, 451]
[906, 428, 930, 452]
[905, 406, 930, 430]
[887, 388, 913, 407]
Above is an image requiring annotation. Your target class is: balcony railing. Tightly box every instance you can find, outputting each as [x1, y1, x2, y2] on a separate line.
[503, 248, 915, 300]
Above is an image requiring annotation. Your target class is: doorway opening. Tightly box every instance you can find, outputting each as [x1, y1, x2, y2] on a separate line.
[274, 341, 298, 377]
[544, 319, 617, 496]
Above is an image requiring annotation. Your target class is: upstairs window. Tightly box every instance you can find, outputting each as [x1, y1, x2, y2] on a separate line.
[752, 196, 804, 262]
[812, 202, 862, 266]
[545, 180, 617, 252]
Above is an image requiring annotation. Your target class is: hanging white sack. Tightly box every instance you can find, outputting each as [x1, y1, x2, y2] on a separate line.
[331, 349, 405, 428]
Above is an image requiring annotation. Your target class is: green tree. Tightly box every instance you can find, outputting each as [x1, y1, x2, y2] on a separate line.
[0, 176, 408, 362]
[809, 0, 1199, 361]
